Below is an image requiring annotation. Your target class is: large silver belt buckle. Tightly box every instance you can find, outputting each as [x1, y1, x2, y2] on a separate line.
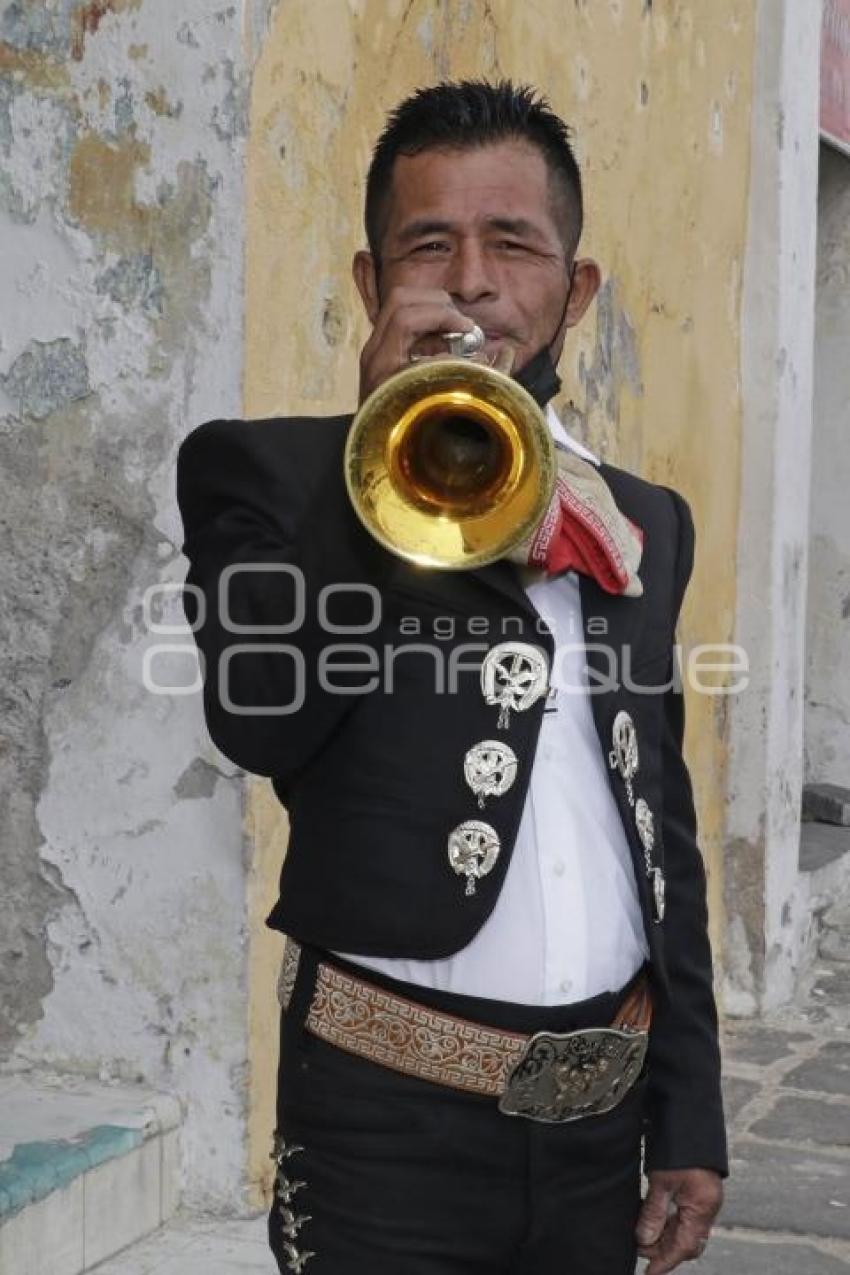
[498, 1027, 648, 1123]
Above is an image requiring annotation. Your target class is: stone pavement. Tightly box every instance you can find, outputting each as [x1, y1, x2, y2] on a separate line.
[698, 903, 850, 1273]
[89, 1214, 270, 1273]
[93, 905, 850, 1274]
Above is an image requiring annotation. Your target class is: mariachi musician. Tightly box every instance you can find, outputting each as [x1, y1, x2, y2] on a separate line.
[177, 80, 727, 1275]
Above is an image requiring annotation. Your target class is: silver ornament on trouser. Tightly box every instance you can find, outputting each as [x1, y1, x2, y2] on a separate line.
[464, 740, 518, 808]
[447, 820, 501, 895]
[481, 641, 549, 730]
[270, 1135, 315, 1271]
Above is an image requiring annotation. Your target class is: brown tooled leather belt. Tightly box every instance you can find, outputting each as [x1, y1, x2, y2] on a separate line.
[278, 942, 652, 1124]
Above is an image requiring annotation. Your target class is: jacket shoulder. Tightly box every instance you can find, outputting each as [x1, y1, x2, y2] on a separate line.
[599, 458, 682, 511]
[600, 459, 692, 543]
[176, 414, 352, 543]
[179, 413, 350, 469]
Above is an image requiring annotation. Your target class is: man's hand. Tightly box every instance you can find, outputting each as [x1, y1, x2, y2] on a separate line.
[636, 1167, 723, 1273]
[358, 286, 477, 403]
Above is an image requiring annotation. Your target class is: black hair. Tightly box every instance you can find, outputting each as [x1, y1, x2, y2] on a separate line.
[365, 79, 584, 264]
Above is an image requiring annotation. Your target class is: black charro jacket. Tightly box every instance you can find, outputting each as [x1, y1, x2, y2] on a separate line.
[176, 413, 728, 1179]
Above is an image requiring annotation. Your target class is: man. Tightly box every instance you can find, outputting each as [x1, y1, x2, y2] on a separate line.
[177, 81, 727, 1275]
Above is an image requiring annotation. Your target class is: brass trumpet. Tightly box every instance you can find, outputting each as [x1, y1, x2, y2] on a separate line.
[344, 328, 556, 570]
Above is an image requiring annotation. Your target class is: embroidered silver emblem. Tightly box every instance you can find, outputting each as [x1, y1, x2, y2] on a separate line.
[281, 1207, 312, 1240]
[633, 798, 664, 924]
[271, 1135, 314, 1270]
[634, 797, 654, 852]
[272, 1133, 305, 1162]
[277, 939, 301, 1011]
[481, 641, 549, 730]
[448, 820, 501, 895]
[283, 1242, 316, 1273]
[277, 1175, 307, 1205]
[650, 866, 666, 924]
[464, 740, 518, 808]
[608, 709, 639, 806]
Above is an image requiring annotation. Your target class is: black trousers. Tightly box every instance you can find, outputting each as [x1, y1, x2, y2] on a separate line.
[269, 947, 650, 1275]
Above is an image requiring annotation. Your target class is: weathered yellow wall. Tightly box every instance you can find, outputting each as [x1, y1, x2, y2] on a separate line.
[243, 0, 755, 1200]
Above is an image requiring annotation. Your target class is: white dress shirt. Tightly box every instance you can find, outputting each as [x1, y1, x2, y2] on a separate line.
[335, 407, 649, 1005]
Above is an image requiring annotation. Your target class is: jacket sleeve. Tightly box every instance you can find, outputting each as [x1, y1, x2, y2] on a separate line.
[644, 488, 729, 1178]
[176, 417, 390, 780]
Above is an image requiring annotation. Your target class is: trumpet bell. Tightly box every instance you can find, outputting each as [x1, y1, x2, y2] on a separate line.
[344, 357, 556, 570]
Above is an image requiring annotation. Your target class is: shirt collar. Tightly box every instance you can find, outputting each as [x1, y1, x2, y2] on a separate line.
[545, 403, 601, 467]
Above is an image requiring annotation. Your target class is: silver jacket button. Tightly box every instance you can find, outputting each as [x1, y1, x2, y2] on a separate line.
[608, 708, 639, 806]
[448, 820, 501, 896]
[481, 641, 549, 731]
[464, 740, 518, 808]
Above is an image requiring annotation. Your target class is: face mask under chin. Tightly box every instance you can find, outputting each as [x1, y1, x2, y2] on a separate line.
[513, 345, 562, 409]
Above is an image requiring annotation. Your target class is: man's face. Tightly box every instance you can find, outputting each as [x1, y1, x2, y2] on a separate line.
[364, 141, 582, 370]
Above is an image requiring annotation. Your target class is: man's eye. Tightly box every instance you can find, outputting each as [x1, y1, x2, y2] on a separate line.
[498, 240, 529, 253]
[412, 241, 449, 255]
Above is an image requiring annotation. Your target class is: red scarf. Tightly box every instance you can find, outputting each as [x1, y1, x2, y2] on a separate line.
[508, 448, 644, 597]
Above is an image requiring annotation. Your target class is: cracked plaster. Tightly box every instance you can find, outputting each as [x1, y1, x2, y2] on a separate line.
[0, 0, 252, 1211]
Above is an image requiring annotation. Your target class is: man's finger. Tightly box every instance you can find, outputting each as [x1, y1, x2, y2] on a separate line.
[635, 1181, 673, 1247]
[639, 1214, 712, 1275]
[366, 286, 474, 351]
[638, 1167, 723, 1272]
[358, 296, 478, 400]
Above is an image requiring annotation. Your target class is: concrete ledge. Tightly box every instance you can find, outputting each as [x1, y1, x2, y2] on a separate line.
[799, 823, 850, 873]
[802, 784, 850, 827]
[789, 826, 850, 986]
[0, 1125, 142, 1219]
[0, 1072, 182, 1275]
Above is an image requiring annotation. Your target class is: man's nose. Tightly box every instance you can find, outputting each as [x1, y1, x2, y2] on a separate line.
[446, 241, 497, 305]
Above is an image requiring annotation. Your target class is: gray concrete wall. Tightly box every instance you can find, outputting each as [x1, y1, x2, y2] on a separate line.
[725, 0, 821, 1013]
[0, 0, 262, 1209]
[805, 142, 850, 789]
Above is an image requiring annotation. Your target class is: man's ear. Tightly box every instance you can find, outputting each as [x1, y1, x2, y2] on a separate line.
[352, 250, 381, 324]
[565, 258, 602, 328]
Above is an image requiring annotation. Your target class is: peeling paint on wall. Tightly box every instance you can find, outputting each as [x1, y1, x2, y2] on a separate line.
[2, 339, 91, 420]
[95, 252, 164, 314]
[68, 134, 152, 238]
[577, 280, 643, 450]
[2, 1, 73, 57]
[174, 758, 221, 801]
[71, 0, 143, 62]
[0, 0, 251, 1211]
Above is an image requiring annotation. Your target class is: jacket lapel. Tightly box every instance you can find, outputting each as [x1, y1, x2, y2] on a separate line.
[578, 568, 662, 948]
[578, 570, 645, 705]
[468, 557, 541, 622]
[468, 529, 648, 666]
